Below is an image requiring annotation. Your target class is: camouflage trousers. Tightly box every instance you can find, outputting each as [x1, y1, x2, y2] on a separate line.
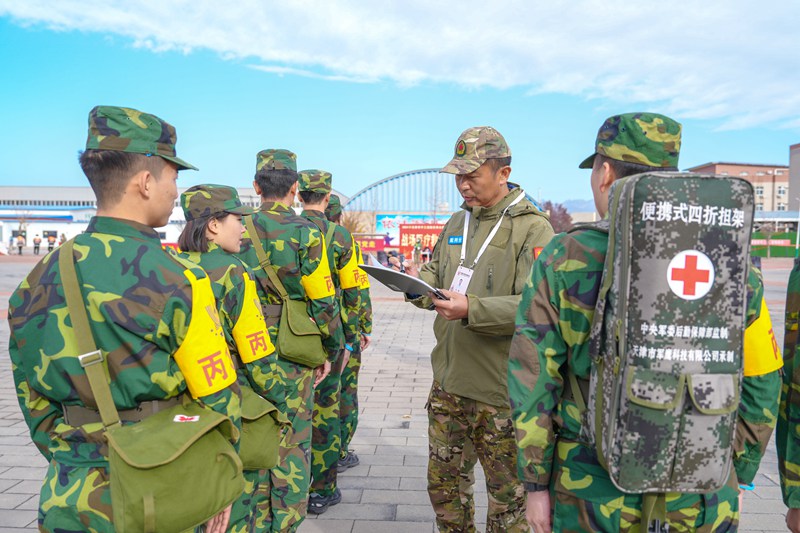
[339, 348, 362, 457]
[426, 381, 527, 533]
[257, 358, 314, 533]
[552, 439, 740, 532]
[228, 468, 261, 532]
[311, 350, 344, 496]
[38, 460, 114, 532]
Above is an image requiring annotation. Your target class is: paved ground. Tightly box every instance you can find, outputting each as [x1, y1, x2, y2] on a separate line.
[0, 253, 792, 532]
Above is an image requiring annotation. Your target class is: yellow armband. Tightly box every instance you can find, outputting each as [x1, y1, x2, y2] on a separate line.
[338, 239, 361, 290]
[173, 270, 237, 398]
[301, 237, 335, 299]
[357, 247, 371, 289]
[743, 298, 783, 377]
[233, 272, 275, 363]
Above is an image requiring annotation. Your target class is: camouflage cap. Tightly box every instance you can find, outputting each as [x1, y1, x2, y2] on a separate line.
[298, 169, 332, 194]
[180, 184, 253, 221]
[257, 149, 297, 172]
[579, 112, 682, 169]
[441, 126, 511, 175]
[325, 194, 343, 221]
[85, 105, 198, 170]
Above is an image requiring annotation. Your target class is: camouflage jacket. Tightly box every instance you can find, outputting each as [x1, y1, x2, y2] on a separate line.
[301, 209, 362, 349]
[509, 227, 781, 490]
[8, 217, 240, 466]
[237, 201, 344, 362]
[779, 258, 800, 507]
[179, 244, 278, 398]
[356, 242, 373, 340]
[410, 186, 554, 407]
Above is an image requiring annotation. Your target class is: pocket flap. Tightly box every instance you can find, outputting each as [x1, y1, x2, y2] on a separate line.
[687, 373, 739, 415]
[284, 298, 323, 338]
[107, 402, 234, 469]
[241, 387, 289, 426]
[626, 367, 685, 410]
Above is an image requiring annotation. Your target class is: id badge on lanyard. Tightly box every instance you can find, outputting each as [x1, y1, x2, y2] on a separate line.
[452, 192, 524, 295]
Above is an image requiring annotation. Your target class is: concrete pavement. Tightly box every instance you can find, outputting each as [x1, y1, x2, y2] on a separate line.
[0, 254, 792, 532]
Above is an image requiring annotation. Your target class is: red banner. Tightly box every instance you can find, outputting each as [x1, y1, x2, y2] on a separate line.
[399, 224, 444, 257]
[355, 236, 386, 253]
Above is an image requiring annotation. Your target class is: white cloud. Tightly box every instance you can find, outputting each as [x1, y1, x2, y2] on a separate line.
[2, 0, 799, 128]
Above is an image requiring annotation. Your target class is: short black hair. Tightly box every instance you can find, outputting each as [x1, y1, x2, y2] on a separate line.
[177, 213, 230, 253]
[597, 154, 676, 179]
[254, 168, 298, 199]
[78, 149, 166, 209]
[486, 156, 512, 171]
[298, 191, 328, 204]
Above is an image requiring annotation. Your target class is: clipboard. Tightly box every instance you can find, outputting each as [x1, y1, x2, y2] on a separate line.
[358, 263, 448, 300]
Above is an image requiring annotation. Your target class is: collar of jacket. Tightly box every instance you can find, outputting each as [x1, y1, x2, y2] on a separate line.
[86, 216, 161, 242]
[462, 183, 528, 220]
[301, 208, 326, 220]
[259, 201, 293, 214]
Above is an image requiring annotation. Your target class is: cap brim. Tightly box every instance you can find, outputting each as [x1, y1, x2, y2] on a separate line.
[441, 158, 482, 175]
[226, 205, 255, 215]
[578, 153, 596, 169]
[162, 154, 199, 171]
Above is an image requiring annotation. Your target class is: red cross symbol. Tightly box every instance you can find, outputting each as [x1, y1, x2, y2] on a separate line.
[670, 254, 710, 296]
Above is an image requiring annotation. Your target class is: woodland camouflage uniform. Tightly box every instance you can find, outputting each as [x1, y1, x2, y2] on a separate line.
[179, 184, 279, 532]
[509, 113, 782, 532]
[8, 106, 241, 532]
[298, 171, 362, 504]
[236, 149, 343, 532]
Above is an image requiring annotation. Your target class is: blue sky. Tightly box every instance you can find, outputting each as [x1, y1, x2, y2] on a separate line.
[1, 2, 799, 204]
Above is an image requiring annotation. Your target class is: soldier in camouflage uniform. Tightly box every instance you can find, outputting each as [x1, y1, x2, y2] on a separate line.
[401, 127, 554, 532]
[7, 106, 240, 533]
[509, 112, 782, 532]
[178, 184, 280, 532]
[779, 258, 800, 531]
[236, 150, 344, 532]
[297, 171, 363, 513]
[326, 194, 374, 472]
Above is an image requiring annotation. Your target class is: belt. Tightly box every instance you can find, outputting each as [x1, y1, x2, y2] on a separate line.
[262, 304, 283, 318]
[62, 396, 184, 426]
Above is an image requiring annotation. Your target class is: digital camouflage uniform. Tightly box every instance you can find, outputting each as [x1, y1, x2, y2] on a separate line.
[509, 113, 782, 532]
[298, 171, 363, 503]
[236, 150, 344, 532]
[325, 194, 374, 462]
[7, 106, 240, 532]
[779, 258, 800, 509]
[409, 127, 555, 532]
[179, 185, 279, 532]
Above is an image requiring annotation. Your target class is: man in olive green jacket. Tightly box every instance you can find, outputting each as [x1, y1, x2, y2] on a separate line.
[401, 126, 554, 532]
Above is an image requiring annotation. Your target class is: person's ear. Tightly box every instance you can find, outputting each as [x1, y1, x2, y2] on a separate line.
[206, 217, 221, 238]
[133, 169, 152, 198]
[598, 161, 616, 193]
[497, 165, 511, 184]
[253, 180, 262, 196]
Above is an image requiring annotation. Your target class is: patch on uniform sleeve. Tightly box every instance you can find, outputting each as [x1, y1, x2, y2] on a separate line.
[301, 237, 336, 299]
[448, 236, 463, 245]
[233, 272, 275, 363]
[173, 269, 237, 398]
[743, 298, 783, 377]
[533, 247, 543, 259]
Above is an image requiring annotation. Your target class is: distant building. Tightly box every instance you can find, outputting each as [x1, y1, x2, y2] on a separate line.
[686, 162, 790, 212]
[791, 143, 800, 212]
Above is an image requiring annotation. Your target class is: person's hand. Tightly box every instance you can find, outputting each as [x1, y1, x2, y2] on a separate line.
[430, 289, 469, 320]
[360, 333, 371, 352]
[526, 490, 552, 532]
[314, 360, 331, 386]
[339, 349, 351, 374]
[388, 257, 419, 278]
[204, 504, 232, 533]
[787, 507, 800, 533]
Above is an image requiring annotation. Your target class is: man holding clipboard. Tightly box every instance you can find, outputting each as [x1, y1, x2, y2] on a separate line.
[389, 127, 554, 533]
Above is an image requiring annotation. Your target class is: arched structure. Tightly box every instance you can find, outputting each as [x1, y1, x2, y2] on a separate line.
[344, 169, 460, 215]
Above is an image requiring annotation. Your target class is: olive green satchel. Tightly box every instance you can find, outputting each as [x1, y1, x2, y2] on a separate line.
[244, 216, 328, 367]
[239, 386, 289, 470]
[59, 241, 245, 533]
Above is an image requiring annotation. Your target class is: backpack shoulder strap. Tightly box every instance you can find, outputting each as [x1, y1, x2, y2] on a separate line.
[58, 240, 121, 429]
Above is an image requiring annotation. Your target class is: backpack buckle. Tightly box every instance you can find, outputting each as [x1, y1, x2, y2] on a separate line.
[78, 350, 104, 368]
[648, 520, 670, 533]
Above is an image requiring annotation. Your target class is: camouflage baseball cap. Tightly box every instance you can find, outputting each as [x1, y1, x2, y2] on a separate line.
[325, 194, 343, 221]
[181, 184, 253, 221]
[257, 149, 297, 172]
[441, 126, 511, 175]
[86, 105, 198, 170]
[579, 112, 682, 169]
[298, 169, 332, 194]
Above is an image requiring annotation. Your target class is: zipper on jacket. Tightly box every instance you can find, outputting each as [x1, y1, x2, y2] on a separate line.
[487, 265, 493, 293]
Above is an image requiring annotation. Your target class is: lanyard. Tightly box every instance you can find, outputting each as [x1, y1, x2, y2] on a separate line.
[459, 192, 524, 268]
